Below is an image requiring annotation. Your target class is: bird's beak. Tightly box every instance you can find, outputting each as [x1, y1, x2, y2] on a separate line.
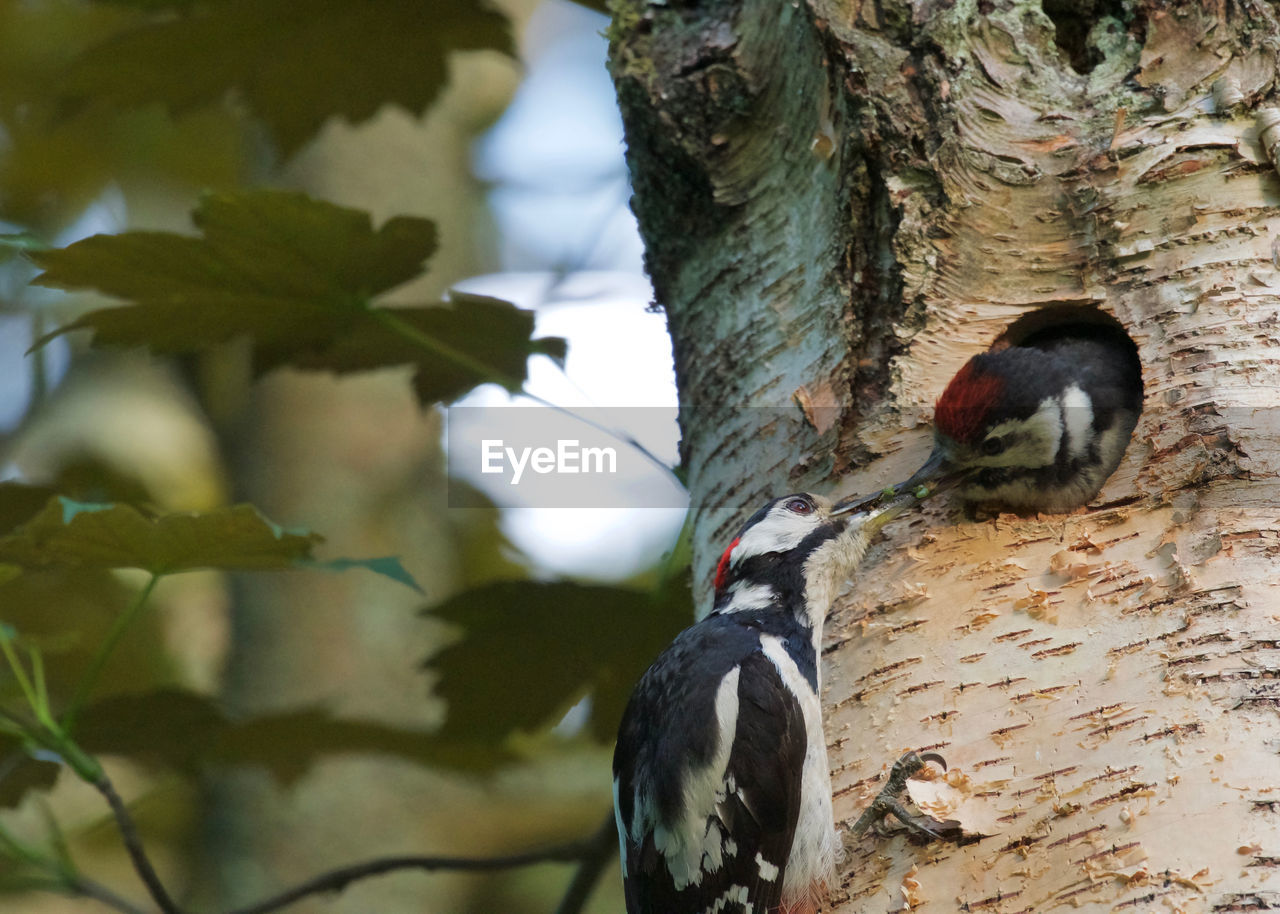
[898, 445, 950, 492]
[830, 445, 956, 518]
[829, 489, 919, 535]
[830, 488, 895, 516]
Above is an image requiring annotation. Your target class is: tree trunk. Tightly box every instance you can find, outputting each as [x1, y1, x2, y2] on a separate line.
[610, 0, 1280, 910]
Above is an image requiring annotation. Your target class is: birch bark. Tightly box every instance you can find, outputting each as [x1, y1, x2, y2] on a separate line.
[611, 0, 1280, 909]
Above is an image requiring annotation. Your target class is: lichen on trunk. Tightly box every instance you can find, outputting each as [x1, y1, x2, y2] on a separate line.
[610, 0, 917, 606]
[611, 0, 1280, 909]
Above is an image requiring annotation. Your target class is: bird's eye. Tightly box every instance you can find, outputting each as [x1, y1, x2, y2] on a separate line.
[980, 436, 1006, 456]
[784, 497, 814, 515]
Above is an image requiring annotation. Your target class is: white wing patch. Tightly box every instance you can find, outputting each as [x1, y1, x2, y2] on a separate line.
[1061, 385, 1094, 460]
[652, 665, 741, 890]
[756, 852, 781, 882]
[613, 777, 628, 879]
[758, 635, 838, 902]
[698, 884, 749, 914]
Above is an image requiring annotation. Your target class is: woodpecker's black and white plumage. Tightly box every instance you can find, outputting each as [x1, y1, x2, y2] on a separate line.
[898, 326, 1143, 513]
[612, 492, 913, 914]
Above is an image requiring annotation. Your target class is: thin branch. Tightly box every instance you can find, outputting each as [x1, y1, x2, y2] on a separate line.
[554, 812, 618, 914]
[223, 836, 599, 914]
[0, 632, 40, 712]
[65, 573, 160, 730]
[92, 771, 183, 914]
[2, 875, 149, 914]
[30, 312, 48, 412]
[57, 871, 152, 914]
[369, 306, 523, 391]
[517, 390, 683, 489]
[0, 808, 149, 914]
[374, 297, 684, 491]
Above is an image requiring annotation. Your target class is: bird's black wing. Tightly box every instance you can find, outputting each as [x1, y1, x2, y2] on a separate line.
[615, 623, 808, 914]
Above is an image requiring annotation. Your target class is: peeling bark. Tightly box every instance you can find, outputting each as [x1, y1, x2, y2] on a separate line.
[611, 0, 897, 604]
[611, 0, 1280, 910]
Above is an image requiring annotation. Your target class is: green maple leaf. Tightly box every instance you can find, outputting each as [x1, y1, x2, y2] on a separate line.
[32, 190, 565, 404]
[58, 0, 514, 155]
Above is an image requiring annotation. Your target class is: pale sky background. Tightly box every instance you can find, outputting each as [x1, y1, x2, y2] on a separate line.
[454, 0, 687, 581]
[0, 194, 123, 431]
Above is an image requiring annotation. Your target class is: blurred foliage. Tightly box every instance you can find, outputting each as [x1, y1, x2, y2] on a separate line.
[428, 579, 688, 744]
[0, 0, 246, 230]
[43, 454, 152, 508]
[0, 0, 686, 911]
[0, 0, 512, 229]
[0, 497, 320, 574]
[0, 484, 415, 583]
[0, 568, 164, 708]
[0, 233, 50, 264]
[73, 688, 506, 784]
[58, 0, 514, 156]
[0, 484, 430, 786]
[443, 482, 534, 588]
[0, 484, 56, 536]
[32, 190, 567, 403]
[0, 733, 61, 809]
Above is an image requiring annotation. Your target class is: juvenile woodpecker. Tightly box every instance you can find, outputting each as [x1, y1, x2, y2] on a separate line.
[613, 491, 916, 914]
[897, 326, 1143, 513]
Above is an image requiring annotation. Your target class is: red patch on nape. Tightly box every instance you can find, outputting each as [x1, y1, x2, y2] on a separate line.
[934, 358, 1004, 444]
[713, 536, 741, 594]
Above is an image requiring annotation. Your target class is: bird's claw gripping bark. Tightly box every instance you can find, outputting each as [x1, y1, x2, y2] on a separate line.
[851, 751, 952, 844]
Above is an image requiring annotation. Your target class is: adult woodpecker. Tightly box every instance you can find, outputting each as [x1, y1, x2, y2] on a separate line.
[612, 490, 923, 914]
[890, 325, 1143, 513]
